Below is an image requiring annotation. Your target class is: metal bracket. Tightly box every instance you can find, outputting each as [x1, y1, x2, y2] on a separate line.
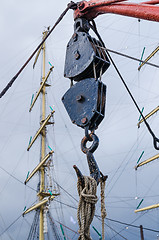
[74, 18, 90, 33]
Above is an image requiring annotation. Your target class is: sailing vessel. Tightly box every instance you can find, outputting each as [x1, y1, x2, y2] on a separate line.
[1, 1, 159, 239]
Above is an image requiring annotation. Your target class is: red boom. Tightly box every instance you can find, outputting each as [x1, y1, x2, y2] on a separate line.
[74, 0, 159, 22]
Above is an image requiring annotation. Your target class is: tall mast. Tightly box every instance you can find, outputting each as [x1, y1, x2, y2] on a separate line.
[23, 29, 56, 239]
[39, 30, 46, 240]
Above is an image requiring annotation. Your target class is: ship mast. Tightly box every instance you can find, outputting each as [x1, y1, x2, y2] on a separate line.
[40, 30, 47, 240]
[23, 29, 56, 240]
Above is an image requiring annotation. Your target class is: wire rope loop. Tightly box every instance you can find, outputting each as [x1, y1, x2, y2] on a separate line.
[81, 133, 99, 154]
[153, 136, 159, 150]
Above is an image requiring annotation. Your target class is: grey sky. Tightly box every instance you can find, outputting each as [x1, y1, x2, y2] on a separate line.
[0, 1, 159, 239]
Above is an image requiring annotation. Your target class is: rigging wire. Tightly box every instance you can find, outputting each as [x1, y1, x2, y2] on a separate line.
[48, 79, 86, 171]
[0, 151, 31, 196]
[105, 221, 128, 240]
[100, 215, 159, 233]
[16, 217, 24, 240]
[0, 213, 14, 240]
[54, 197, 159, 234]
[55, 200, 128, 240]
[0, 164, 36, 192]
[110, 212, 147, 239]
[27, 209, 40, 240]
[105, 116, 156, 198]
[1, 4, 159, 239]
[53, 178, 78, 203]
[50, 114, 158, 236]
[0, 214, 22, 238]
[0, 191, 158, 239]
[97, 18, 159, 70]
[139, 171, 159, 201]
[0, 1, 77, 99]
[47, 211, 63, 240]
[46, 107, 68, 233]
[90, 19, 159, 150]
[105, 47, 159, 69]
[54, 218, 78, 235]
[106, 138, 141, 196]
[106, 25, 159, 41]
[54, 199, 77, 210]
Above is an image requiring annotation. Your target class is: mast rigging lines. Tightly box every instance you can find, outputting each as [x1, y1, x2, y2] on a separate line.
[1, 0, 159, 99]
[1, 1, 159, 239]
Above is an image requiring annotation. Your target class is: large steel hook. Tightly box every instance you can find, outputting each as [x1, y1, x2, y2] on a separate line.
[73, 133, 101, 185]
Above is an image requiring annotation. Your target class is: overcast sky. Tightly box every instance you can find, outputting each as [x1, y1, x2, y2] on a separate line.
[0, 1, 159, 239]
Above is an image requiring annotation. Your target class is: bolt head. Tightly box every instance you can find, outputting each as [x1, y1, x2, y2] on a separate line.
[76, 95, 84, 102]
[81, 117, 87, 124]
[75, 52, 80, 60]
[72, 33, 78, 42]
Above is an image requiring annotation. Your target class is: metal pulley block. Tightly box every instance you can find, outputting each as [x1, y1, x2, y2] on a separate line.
[62, 78, 106, 130]
[64, 19, 110, 81]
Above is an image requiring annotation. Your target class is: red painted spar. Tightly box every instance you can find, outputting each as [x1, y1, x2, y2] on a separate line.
[74, 0, 159, 22]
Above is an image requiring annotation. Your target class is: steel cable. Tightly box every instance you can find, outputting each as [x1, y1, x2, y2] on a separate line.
[89, 19, 159, 150]
[0, 1, 77, 98]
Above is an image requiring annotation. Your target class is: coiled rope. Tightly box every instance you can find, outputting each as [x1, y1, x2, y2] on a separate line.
[77, 175, 107, 240]
[77, 176, 98, 240]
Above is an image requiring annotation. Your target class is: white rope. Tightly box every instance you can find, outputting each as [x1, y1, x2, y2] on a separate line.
[77, 176, 98, 240]
[100, 179, 106, 240]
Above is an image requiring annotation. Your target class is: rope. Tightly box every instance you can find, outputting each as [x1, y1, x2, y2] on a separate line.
[0, 1, 77, 98]
[89, 19, 159, 150]
[100, 179, 107, 240]
[77, 176, 98, 240]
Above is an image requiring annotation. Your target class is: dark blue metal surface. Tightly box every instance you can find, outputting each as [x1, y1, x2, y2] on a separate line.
[62, 78, 106, 130]
[64, 19, 110, 81]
